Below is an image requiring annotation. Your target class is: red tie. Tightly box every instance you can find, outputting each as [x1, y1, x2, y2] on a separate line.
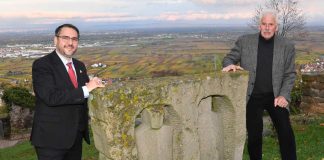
[67, 62, 78, 88]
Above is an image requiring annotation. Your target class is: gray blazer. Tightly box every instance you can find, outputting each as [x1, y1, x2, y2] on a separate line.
[223, 33, 296, 102]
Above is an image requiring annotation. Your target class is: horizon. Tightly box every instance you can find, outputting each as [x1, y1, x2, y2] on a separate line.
[0, 25, 324, 35]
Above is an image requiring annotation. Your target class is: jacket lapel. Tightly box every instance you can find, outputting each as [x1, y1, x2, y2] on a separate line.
[51, 51, 76, 88]
[272, 36, 283, 75]
[73, 59, 81, 88]
[250, 33, 259, 71]
[73, 59, 86, 87]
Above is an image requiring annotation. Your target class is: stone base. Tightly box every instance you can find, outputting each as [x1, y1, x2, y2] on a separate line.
[89, 72, 249, 160]
[300, 102, 324, 114]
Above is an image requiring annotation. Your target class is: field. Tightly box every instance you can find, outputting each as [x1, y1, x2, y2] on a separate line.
[0, 27, 323, 87]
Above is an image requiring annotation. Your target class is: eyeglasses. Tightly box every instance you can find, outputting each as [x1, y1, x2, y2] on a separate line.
[56, 35, 79, 43]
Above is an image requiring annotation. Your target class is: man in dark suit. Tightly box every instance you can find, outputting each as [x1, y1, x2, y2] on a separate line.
[222, 11, 297, 160]
[31, 24, 105, 160]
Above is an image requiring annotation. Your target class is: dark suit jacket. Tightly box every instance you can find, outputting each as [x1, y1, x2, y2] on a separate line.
[31, 51, 90, 149]
[223, 33, 296, 103]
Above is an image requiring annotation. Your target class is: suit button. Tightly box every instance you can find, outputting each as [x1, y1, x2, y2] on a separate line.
[251, 83, 254, 85]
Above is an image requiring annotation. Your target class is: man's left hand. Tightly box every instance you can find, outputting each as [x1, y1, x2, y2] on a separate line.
[274, 96, 289, 108]
[86, 77, 105, 92]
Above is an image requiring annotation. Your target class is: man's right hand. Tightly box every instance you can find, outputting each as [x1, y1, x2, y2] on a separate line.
[222, 64, 244, 72]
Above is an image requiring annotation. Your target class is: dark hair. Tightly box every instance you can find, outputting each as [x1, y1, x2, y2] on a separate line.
[55, 24, 80, 38]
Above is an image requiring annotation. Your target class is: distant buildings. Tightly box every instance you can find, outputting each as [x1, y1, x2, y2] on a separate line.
[6, 71, 24, 76]
[301, 58, 324, 73]
[91, 63, 107, 68]
[0, 44, 53, 58]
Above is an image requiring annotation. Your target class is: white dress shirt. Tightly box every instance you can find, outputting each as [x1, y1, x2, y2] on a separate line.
[56, 50, 89, 98]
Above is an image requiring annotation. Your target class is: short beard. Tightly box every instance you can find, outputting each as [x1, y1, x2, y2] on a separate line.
[56, 47, 77, 59]
[62, 51, 75, 58]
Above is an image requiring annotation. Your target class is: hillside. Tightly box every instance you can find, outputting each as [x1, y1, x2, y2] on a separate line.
[0, 27, 323, 87]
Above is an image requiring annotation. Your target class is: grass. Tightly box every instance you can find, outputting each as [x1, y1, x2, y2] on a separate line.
[0, 139, 98, 160]
[0, 114, 323, 160]
[243, 114, 324, 160]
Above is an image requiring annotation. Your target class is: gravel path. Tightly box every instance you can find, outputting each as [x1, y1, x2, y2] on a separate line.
[0, 139, 21, 149]
[0, 133, 30, 149]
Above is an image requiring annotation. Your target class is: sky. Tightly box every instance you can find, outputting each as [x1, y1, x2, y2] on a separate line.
[0, 0, 323, 32]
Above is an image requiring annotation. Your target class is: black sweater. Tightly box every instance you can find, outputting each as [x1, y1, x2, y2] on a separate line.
[252, 34, 274, 95]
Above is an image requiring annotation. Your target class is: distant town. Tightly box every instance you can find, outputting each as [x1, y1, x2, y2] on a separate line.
[0, 27, 251, 59]
[0, 44, 53, 58]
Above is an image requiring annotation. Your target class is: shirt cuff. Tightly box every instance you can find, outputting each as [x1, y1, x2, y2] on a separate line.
[82, 86, 90, 98]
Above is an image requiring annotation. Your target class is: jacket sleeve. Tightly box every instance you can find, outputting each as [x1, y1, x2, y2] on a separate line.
[32, 59, 86, 107]
[222, 36, 243, 67]
[279, 43, 296, 102]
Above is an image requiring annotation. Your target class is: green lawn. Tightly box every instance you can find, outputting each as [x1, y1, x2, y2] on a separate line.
[0, 137, 98, 160]
[0, 115, 323, 160]
[243, 115, 324, 160]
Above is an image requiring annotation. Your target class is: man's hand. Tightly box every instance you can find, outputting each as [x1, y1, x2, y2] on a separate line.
[86, 77, 105, 92]
[222, 65, 244, 72]
[274, 96, 289, 108]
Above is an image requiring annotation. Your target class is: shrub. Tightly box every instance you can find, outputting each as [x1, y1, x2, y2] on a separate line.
[290, 71, 303, 114]
[1, 87, 35, 110]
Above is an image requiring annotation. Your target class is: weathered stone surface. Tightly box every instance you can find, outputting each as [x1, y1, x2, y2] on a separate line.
[314, 97, 324, 103]
[301, 73, 324, 114]
[9, 105, 33, 132]
[135, 107, 173, 160]
[318, 103, 324, 113]
[318, 74, 324, 82]
[141, 105, 164, 129]
[89, 72, 249, 160]
[302, 81, 324, 90]
[300, 102, 309, 112]
[0, 114, 10, 139]
[301, 96, 315, 103]
[302, 88, 320, 97]
[302, 73, 318, 82]
[319, 90, 324, 98]
[301, 103, 324, 114]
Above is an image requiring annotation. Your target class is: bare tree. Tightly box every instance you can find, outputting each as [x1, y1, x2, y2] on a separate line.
[250, 0, 307, 39]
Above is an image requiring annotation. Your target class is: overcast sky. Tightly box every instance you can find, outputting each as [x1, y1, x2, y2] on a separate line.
[0, 0, 323, 32]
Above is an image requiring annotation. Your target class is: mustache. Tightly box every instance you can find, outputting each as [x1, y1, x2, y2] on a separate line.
[64, 44, 74, 48]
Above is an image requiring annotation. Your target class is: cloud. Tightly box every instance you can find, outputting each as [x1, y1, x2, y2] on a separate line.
[299, 0, 324, 17]
[147, 0, 186, 5]
[0, 9, 255, 25]
[83, 16, 149, 22]
[0, 11, 151, 28]
[157, 11, 252, 21]
[190, 0, 259, 5]
[0, 11, 137, 21]
[0, 0, 130, 13]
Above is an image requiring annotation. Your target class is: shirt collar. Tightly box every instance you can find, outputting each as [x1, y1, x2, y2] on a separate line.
[55, 50, 73, 66]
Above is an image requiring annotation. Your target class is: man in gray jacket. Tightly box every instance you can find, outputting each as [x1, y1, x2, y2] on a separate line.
[222, 10, 297, 160]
